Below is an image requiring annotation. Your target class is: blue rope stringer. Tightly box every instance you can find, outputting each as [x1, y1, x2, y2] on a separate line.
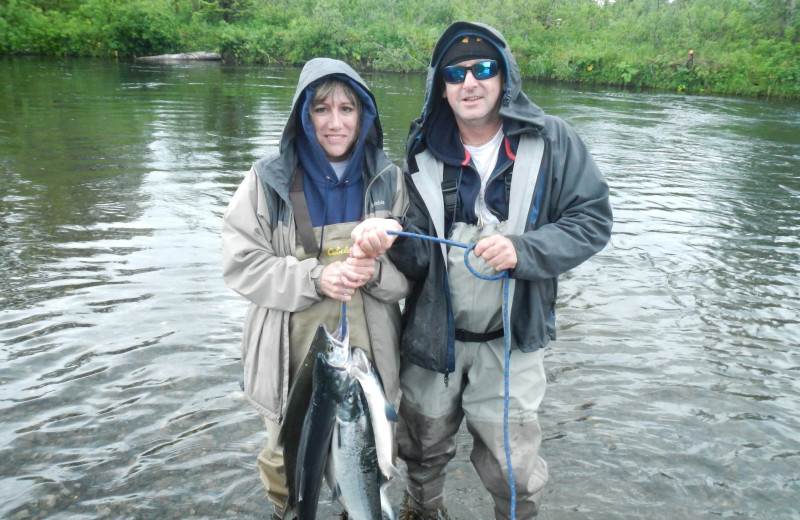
[340, 302, 347, 338]
[387, 230, 517, 519]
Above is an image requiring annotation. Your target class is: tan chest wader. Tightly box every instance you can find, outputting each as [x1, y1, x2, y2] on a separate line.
[287, 222, 374, 377]
[287, 171, 373, 380]
[260, 172, 374, 518]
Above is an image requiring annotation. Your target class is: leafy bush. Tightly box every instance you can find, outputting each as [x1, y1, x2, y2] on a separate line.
[2, 0, 799, 98]
[100, 0, 181, 57]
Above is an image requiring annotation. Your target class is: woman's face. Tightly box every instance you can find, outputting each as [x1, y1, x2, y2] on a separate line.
[309, 85, 360, 162]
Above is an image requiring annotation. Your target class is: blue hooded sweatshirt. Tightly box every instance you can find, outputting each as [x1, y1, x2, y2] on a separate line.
[295, 74, 378, 228]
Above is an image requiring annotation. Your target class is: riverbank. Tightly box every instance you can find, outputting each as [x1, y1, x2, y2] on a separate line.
[1, 0, 798, 100]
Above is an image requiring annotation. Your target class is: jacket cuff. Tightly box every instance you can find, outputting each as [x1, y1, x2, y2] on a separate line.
[311, 264, 325, 296]
[391, 216, 409, 229]
[364, 259, 382, 289]
[389, 216, 410, 244]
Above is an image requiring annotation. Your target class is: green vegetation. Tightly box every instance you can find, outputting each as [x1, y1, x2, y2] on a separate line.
[2, 0, 798, 99]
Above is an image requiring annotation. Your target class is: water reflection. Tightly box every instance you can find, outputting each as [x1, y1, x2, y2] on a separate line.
[1, 58, 799, 519]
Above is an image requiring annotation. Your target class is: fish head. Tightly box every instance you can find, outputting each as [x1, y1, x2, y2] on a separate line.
[324, 320, 351, 370]
[337, 377, 368, 422]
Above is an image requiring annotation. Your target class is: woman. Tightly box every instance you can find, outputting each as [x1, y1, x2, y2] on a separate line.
[221, 58, 409, 519]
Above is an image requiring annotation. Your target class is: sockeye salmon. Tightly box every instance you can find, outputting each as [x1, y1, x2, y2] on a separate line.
[283, 321, 398, 519]
[280, 323, 346, 513]
[324, 348, 399, 520]
[350, 347, 400, 483]
[327, 376, 383, 519]
[294, 322, 351, 519]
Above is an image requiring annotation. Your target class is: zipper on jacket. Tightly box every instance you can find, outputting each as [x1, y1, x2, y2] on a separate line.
[362, 163, 394, 216]
[485, 158, 514, 221]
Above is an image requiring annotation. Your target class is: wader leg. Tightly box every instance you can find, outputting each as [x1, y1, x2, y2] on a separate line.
[396, 358, 466, 511]
[397, 398, 464, 510]
[461, 343, 549, 519]
[466, 419, 549, 520]
[258, 418, 290, 511]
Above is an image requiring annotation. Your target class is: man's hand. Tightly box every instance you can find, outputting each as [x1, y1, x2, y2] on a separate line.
[350, 218, 403, 259]
[472, 235, 517, 271]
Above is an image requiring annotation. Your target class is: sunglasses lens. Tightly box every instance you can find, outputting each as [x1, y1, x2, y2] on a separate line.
[443, 60, 498, 84]
[443, 66, 467, 84]
[473, 61, 498, 80]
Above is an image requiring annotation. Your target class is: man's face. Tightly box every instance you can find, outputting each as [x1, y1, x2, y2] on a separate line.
[442, 58, 504, 130]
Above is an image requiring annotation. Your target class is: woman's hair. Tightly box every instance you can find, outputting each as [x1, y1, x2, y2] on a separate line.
[310, 79, 362, 119]
[309, 78, 363, 157]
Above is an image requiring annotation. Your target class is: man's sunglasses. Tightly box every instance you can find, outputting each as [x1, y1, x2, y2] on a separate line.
[442, 60, 500, 84]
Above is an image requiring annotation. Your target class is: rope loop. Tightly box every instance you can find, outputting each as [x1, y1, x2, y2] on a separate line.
[463, 243, 509, 282]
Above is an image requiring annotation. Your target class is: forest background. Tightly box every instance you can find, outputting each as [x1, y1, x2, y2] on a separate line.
[1, 0, 798, 99]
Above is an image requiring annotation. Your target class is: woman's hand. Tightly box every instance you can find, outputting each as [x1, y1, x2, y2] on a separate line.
[320, 257, 376, 301]
[342, 256, 376, 288]
[350, 218, 403, 259]
[320, 261, 351, 301]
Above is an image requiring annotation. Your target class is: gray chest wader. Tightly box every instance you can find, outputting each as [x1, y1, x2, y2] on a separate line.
[397, 136, 548, 519]
[287, 172, 372, 380]
[447, 220, 509, 338]
[442, 158, 509, 342]
[440, 134, 545, 343]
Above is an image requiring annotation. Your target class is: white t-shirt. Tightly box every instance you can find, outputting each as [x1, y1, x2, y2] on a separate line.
[464, 128, 504, 225]
[330, 158, 351, 181]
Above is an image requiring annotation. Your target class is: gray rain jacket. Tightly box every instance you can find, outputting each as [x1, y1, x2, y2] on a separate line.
[387, 22, 613, 374]
[221, 58, 410, 422]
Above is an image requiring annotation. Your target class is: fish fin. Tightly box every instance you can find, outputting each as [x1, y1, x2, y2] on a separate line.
[379, 462, 403, 483]
[380, 486, 396, 520]
[328, 481, 342, 504]
[350, 347, 370, 372]
[325, 449, 338, 501]
[384, 401, 398, 422]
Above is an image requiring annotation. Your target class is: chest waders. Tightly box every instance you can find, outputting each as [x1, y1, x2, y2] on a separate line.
[388, 228, 517, 519]
[288, 221, 373, 370]
[287, 170, 373, 380]
[447, 221, 509, 339]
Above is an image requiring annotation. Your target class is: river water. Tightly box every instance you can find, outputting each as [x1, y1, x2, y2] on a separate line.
[1, 57, 798, 520]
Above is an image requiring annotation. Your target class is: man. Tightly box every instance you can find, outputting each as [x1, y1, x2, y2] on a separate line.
[352, 21, 612, 520]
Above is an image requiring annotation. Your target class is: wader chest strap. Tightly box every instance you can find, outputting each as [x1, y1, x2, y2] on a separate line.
[289, 170, 320, 256]
[441, 164, 460, 217]
[455, 328, 504, 343]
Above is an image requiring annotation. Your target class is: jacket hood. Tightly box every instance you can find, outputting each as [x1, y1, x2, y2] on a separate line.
[281, 57, 383, 154]
[407, 21, 546, 160]
[274, 58, 383, 227]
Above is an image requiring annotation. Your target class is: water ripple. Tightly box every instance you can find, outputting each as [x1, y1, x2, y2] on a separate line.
[1, 61, 799, 520]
